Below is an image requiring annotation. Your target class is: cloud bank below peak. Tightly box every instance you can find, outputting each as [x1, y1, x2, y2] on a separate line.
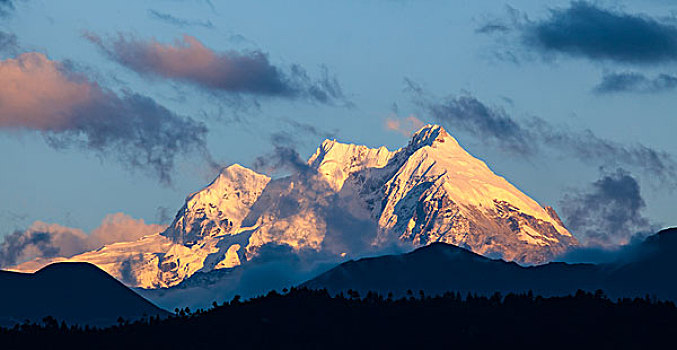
[85, 33, 347, 105]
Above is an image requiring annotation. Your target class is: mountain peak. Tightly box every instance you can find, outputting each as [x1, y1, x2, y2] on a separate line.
[308, 138, 395, 190]
[218, 163, 259, 177]
[406, 124, 463, 154]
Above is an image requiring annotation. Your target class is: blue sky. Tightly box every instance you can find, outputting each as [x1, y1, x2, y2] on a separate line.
[1, 0, 675, 245]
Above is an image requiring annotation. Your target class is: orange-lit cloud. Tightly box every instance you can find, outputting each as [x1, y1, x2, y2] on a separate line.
[0, 53, 94, 130]
[0, 52, 210, 183]
[0, 213, 165, 267]
[384, 115, 425, 137]
[86, 33, 346, 103]
[88, 213, 165, 248]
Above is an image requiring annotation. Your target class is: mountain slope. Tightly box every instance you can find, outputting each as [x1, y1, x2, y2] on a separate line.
[334, 125, 575, 263]
[11, 124, 577, 289]
[303, 228, 677, 300]
[0, 262, 168, 327]
[302, 242, 600, 297]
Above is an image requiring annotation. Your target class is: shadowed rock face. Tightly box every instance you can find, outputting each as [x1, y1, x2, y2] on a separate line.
[303, 228, 677, 301]
[0, 262, 168, 327]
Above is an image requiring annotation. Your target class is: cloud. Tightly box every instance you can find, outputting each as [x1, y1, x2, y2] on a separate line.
[252, 120, 337, 176]
[384, 114, 425, 137]
[559, 169, 653, 248]
[148, 9, 214, 28]
[419, 94, 534, 154]
[140, 243, 341, 310]
[526, 2, 677, 64]
[0, 223, 87, 268]
[0, 31, 18, 55]
[0, 0, 13, 16]
[0, 213, 164, 268]
[85, 33, 346, 104]
[480, 2, 677, 65]
[87, 213, 165, 247]
[594, 72, 677, 94]
[409, 85, 677, 184]
[476, 5, 526, 35]
[269, 119, 336, 147]
[252, 144, 311, 176]
[0, 52, 211, 183]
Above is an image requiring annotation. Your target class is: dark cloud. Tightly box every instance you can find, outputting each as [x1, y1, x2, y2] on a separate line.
[147, 9, 214, 28]
[480, 2, 677, 65]
[594, 72, 677, 94]
[270, 119, 336, 146]
[476, 23, 512, 34]
[531, 119, 675, 181]
[252, 144, 311, 176]
[0, 214, 164, 268]
[85, 33, 347, 104]
[559, 169, 653, 247]
[0, 52, 211, 184]
[253, 120, 336, 176]
[527, 2, 677, 64]
[0, 31, 18, 55]
[409, 84, 677, 184]
[0, 0, 13, 16]
[0, 224, 87, 268]
[44, 91, 211, 184]
[420, 92, 534, 154]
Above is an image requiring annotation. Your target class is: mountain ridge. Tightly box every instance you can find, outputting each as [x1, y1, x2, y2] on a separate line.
[303, 228, 677, 300]
[10, 124, 577, 290]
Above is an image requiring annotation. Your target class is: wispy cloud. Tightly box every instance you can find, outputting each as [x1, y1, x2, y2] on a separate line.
[594, 72, 677, 94]
[0, 31, 18, 55]
[408, 80, 677, 184]
[0, 213, 164, 268]
[0, 0, 13, 17]
[0, 52, 212, 183]
[253, 119, 339, 176]
[252, 140, 312, 176]
[85, 33, 347, 104]
[148, 9, 214, 29]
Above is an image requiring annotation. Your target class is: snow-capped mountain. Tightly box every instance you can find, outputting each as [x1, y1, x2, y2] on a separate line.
[11, 125, 577, 288]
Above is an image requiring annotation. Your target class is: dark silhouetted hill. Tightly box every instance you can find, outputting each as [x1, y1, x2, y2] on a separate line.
[0, 262, 168, 327]
[303, 242, 602, 297]
[603, 227, 677, 300]
[303, 228, 677, 301]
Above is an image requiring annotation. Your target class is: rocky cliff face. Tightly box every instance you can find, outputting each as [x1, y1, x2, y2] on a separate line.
[11, 125, 577, 288]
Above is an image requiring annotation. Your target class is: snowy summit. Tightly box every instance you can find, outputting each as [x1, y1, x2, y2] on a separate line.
[11, 125, 577, 288]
